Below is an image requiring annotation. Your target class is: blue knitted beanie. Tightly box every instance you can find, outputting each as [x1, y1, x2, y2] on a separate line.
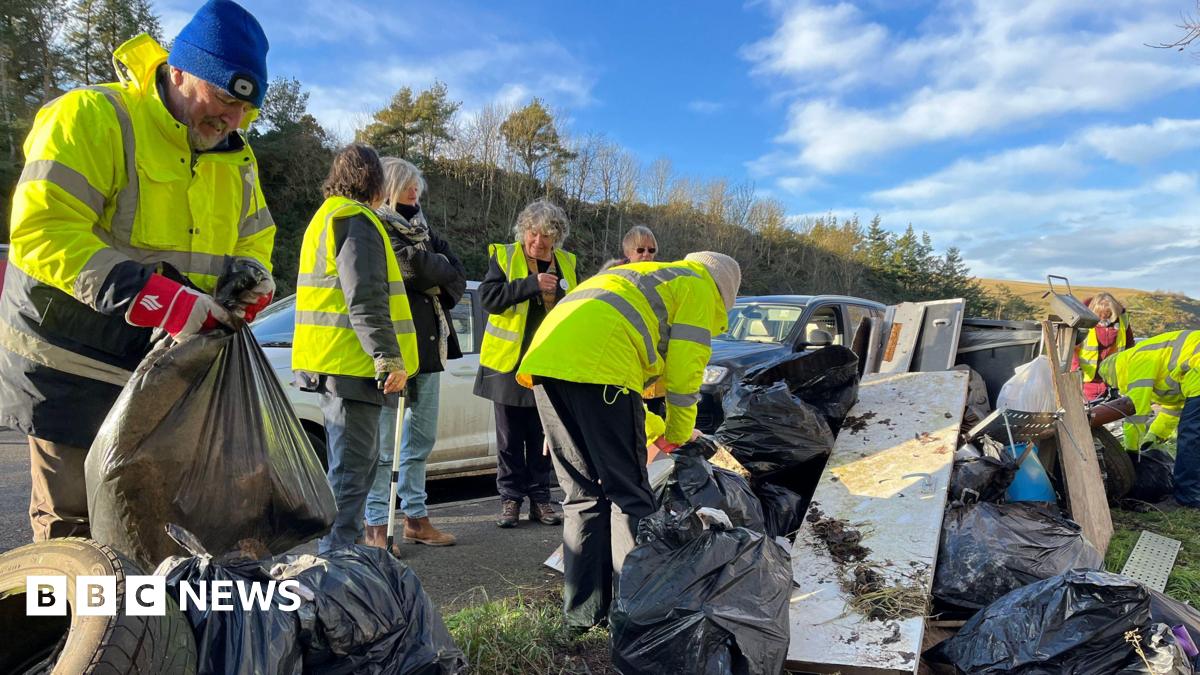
[167, 0, 269, 108]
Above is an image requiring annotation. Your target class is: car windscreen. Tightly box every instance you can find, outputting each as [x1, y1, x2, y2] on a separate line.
[720, 303, 805, 343]
[250, 296, 295, 346]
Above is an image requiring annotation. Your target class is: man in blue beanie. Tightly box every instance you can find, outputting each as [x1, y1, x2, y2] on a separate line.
[1, 0, 277, 541]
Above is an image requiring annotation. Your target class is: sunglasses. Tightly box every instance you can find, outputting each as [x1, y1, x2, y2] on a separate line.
[635, 247, 657, 254]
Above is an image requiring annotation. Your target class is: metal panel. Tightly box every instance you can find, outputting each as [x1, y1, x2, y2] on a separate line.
[910, 299, 965, 372]
[1120, 530, 1181, 592]
[876, 303, 925, 375]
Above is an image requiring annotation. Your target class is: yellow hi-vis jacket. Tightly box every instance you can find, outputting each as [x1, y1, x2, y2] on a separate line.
[478, 242, 577, 373]
[292, 197, 419, 378]
[517, 260, 728, 445]
[1078, 314, 1129, 381]
[0, 33, 273, 447]
[1112, 330, 1200, 449]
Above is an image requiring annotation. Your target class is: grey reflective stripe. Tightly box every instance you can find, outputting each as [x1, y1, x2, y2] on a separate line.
[93, 225, 229, 278]
[1135, 341, 1175, 353]
[559, 288, 657, 365]
[83, 86, 137, 240]
[1126, 378, 1157, 390]
[389, 281, 407, 296]
[485, 322, 521, 341]
[1169, 331, 1195, 371]
[600, 266, 701, 358]
[1125, 415, 1152, 424]
[644, 374, 661, 388]
[0, 318, 132, 387]
[240, 207, 274, 237]
[74, 248, 128, 307]
[237, 164, 254, 233]
[670, 323, 710, 347]
[18, 160, 105, 216]
[667, 391, 701, 407]
[296, 273, 339, 288]
[1078, 345, 1100, 353]
[296, 310, 414, 335]
[1160, 408, 1182, 417]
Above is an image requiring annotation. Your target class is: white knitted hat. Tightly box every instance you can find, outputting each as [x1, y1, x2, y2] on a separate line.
[685, 251, 741, 310]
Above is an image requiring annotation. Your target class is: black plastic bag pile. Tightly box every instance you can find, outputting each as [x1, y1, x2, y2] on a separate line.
[738, 346, 860, 433]
[933, 502, 1103, 610]
[158, 527, 465, 675]
[85, 322, 336, 570]
[948, 453, 1017, 505]
[611, 507, 791, 675]
[1129, 449, 1176, 504]
[271, 546, 467, 675]
[655, 441, 766, 533]
[931, 570, 1194, 674]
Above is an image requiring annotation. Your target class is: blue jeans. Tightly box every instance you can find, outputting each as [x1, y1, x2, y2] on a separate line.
[366, 372, 441, 524]
[1175, 397, 1200, 506]
[318, 394, 383, 553]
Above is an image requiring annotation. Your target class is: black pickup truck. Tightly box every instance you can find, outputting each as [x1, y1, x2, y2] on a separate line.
[695, 294, 885, 432]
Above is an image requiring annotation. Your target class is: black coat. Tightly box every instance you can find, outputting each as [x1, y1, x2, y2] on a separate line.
[381, 209, 466, 374]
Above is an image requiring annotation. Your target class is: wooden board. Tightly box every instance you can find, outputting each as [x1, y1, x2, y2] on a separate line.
[786, 370, 969, 674]
[876, 303, 925, 375]
[1043, 322, 1113, 554]
[910, 299, 965, 372]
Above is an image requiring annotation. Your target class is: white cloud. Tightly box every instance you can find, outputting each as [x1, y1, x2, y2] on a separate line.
[747, 0, 1200, 173]
[1080, 118, 1200, 165]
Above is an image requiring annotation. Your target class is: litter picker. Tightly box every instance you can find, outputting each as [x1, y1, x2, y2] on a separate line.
[378, 374, 407, 558]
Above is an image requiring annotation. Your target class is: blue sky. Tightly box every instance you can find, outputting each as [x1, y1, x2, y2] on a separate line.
[158, 0, 1200, 295]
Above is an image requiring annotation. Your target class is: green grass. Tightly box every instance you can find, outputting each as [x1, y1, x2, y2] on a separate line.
[443, 587, 613, 674]
[1107, 504, 1200, 605]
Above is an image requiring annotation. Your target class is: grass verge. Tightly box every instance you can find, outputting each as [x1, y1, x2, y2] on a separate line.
[1107, 503, 1200, 605]
[444, 586, 614, 674]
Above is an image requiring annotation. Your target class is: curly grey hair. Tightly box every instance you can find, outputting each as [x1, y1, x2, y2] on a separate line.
[379, 156, 427, 205]
[513, 198, 570, 245]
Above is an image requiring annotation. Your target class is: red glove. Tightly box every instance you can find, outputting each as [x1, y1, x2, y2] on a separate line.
[654, 437, 680, 454]
[126, 274, 233, 338]
[241, 290, 273, 323]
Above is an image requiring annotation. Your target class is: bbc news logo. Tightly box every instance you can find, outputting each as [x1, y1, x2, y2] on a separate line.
[26, 576, 303, 616]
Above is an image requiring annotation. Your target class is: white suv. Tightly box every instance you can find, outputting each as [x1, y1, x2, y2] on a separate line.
[250, 281, 498, 478]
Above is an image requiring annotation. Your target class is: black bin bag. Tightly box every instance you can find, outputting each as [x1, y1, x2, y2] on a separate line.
[738, 346, 859, 432]
[270, 545, 467, 674]
[754, 482, 806, 539]
[933, 502, 1103, 610]
[156, 526, 303, 675]
[655, 443, 766, 533]
[931, 569, 1193, 674]
[716, 381, 834, 475]
[611, 508, 791, 675]
[1129, 449, 1176, 503]
[948, 454, 1016, 504]
[86, 325, 337, 570]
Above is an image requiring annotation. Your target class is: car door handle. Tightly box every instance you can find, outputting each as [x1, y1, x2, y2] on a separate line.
[449, 367, 477, 376]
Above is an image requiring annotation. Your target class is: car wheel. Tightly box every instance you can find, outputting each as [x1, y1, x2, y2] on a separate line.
[0, 538, 196, 673]
[305, 426, 329, 471]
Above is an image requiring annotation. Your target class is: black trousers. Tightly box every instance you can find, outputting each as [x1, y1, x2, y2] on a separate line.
[494, 402, 552, 504]
[533, 377, 656, 629]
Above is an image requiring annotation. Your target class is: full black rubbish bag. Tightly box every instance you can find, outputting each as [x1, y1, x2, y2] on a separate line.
[86, 324, 337, 570]
[931, 569, 1193, 674]
[611, 508, 791, 675]
[1128, 449, 1176, 503]
[754, 482, 806, 539]
[716, 381, 834, 475]
[655, 444, 766, 533]
[948, 454, 1016, 504]
[155, 526, 304, 675]
[737, 346, 859, 433]
[933, 502, 1103, 610]
[270, 545, 467, 675]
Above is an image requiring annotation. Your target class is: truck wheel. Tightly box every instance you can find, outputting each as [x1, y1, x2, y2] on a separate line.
[0, 538, 196, 674]
[1094, 426, 1134, 501]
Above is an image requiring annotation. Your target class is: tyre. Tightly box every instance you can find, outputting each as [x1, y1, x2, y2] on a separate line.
[0, 538, 196, 674]
[305, 425, 329, 470]
[1037, 427, 1134, 501]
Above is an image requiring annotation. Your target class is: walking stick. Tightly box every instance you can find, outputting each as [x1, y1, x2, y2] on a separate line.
[385, 388, 407, 557]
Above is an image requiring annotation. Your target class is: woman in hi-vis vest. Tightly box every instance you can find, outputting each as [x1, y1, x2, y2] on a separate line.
[1071, 292, 1135, 401]
[474, 199, 578, 529]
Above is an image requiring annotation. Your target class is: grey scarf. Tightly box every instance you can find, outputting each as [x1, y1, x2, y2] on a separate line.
[376, 205, 450, 368]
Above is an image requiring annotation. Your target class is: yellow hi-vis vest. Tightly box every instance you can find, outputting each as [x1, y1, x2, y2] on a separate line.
[517, 260, 728, 445]
[1079, 314, 1129, 381]
[478, 243, 578, 373]
[8, 34, 273, 299]
[1113, 330, 1200, 449]
[292, 196, 419, 378]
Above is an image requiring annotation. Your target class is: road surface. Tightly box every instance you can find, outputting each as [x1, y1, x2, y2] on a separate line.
[0, 428, 562, 613]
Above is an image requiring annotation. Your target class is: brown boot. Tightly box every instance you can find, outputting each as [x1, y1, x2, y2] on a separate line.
[363, 524, 402, 557]
[403, 516, 457, 546]
[496, 499, 521, 528]
[530, 501, 562, 525]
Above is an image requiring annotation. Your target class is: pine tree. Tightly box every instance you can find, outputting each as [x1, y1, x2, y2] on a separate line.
[65, 0, 161, 85]
[499, 98, 567, 181]
[357, 86, 420, 158]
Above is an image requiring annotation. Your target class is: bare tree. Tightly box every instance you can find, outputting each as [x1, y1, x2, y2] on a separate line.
[1149, 2, 1200, 51]
[645, 156, 673, 207]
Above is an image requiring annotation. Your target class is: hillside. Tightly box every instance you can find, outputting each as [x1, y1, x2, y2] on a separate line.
[978, 278, 1200, 334]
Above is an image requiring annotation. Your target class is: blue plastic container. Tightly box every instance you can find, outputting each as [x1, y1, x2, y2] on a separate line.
[1004, 442, 1056, 502]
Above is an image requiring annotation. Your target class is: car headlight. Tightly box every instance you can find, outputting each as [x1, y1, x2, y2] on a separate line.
[702, 365, 729, 385]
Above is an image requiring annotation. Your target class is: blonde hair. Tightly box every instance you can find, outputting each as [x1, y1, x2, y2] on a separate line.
[379, 157, 426, 205]
[513, 198, 570, 245]
[622, 224, 656, 249]
[1089, 292, 1125, 319]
